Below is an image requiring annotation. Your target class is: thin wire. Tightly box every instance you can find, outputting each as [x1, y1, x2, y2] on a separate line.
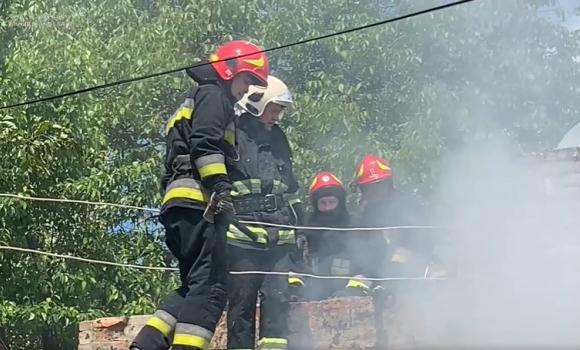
[0, 193, 444, 231]
[0, 0, 477, 110]
[0, 245, 446, 281]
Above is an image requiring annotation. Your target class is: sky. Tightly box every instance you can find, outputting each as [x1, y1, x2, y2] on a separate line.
[543, 0, 580, 30]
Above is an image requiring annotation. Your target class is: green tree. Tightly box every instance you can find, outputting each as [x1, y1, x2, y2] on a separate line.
[0, 0, 578, 348]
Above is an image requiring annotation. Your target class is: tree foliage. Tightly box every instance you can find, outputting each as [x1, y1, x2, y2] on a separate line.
[0, 0, 579, 348]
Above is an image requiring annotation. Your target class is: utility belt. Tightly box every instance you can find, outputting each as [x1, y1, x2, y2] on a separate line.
[232, 194, 285, 214]
[227, 193, 294, 246]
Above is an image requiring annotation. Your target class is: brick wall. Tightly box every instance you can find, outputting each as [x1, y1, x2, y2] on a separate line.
[78, 295, 441, 350]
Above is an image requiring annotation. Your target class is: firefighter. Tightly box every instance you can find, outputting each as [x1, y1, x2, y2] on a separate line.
[296, 171, 373, 301]
[226, 75, 304, 350]
[352, 154, 436, 280]
[129, 40, 270, 350]
[351, 154, 436, 348]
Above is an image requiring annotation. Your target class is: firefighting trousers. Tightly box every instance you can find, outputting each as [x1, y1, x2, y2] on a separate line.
[226, 245, 291, 350]
[130, 207, 229, 350]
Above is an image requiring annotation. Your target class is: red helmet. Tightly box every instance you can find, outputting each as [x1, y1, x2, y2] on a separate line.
[209, 40, 269, 87]
[355, 154, 392, 186]
[308, 171, 343, 196]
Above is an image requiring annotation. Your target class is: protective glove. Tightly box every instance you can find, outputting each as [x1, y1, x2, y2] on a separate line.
[296, 235, 307, 250]
[204, 189, 263, 243]
[203, 189, 235, 223]
[371, 285, 396, 308]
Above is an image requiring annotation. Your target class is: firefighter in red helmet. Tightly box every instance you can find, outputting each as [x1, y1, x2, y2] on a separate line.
[352, 154, 437, 348]
[353, 154, 436, 280]
[293, 172, 374, 301]
[130, 40, 269, 350]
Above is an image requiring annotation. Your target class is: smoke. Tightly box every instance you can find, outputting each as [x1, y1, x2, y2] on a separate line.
[408, 135, 580, 348]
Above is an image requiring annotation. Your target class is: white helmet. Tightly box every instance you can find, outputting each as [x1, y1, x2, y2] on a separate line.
[237, 75, 294, 118]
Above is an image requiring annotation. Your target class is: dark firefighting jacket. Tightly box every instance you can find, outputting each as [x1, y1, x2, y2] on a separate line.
[160, 63, 238, 214]
[225, 112, 303, 249]
[299, 211, 372, 301]
[358, 189, 436, 280]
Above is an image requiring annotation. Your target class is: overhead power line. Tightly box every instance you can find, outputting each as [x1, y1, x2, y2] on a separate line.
[0, 245, 448, 281]
[0, 0, 477, 110]
[0, 192, 443, 232]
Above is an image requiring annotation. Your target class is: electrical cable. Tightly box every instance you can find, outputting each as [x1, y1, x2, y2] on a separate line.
[0, 245, 447, 281]
[0, 192, 444, 232]
[0, 0, 477, 110]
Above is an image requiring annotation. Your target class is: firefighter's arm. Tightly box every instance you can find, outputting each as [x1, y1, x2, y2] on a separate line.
[399, 198, 437, 257]
[188, 88, 232, 193]
[287, 242, 307, 301]
[340, 234, 371, 296]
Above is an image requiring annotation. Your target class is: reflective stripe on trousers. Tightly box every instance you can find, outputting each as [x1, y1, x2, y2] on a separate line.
[162, 178, 209, 205]
[145, 309, 177, 338]
[258, 337, 287, 350]
[346, 274, 373, 290]
[173, 323, 214, 350]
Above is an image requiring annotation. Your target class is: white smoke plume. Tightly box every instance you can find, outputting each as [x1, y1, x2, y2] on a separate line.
[408, 134, 580, 348]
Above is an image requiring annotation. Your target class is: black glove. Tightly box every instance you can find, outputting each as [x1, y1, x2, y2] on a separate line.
[371, 285, 396, 308]
[214, 190, 235, 215]
[203, 189, 234, 223]
[205, 187, 264, 243]
[296, 235, 307, 250]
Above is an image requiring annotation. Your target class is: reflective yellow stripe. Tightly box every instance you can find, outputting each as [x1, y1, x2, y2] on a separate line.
[277, 229, 295, 245]
[258, 337, 288, 350]
[346, 279, 369, 290]
[346, 274, 372, 290]
[225, 130, 235, 145]
[227, 224, 269, 244]
[165, 98, 194, 134]
[145, 316, 173, 337]
[391, 253, 406, 263]
[227, 225, 294, 245]
[194, 154, 227, 179]
[173, 334, 209, 349]
[198, 163, 227, 178]
[232, 179, 294, 196]
[288, 276, 304, 285]
[224, 121, 235, 145]
[272, 180, 289, 194]
[173, 323, 213, 350]
[231, 179, 261, 195]
[391, 247, 411, 263]
[283, 191, 301, 206]
[162, 187, 207, 204]
[231, 180, 251, 196]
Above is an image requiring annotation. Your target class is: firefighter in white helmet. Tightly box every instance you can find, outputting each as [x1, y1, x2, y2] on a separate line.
[226, 75, 304, 350]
